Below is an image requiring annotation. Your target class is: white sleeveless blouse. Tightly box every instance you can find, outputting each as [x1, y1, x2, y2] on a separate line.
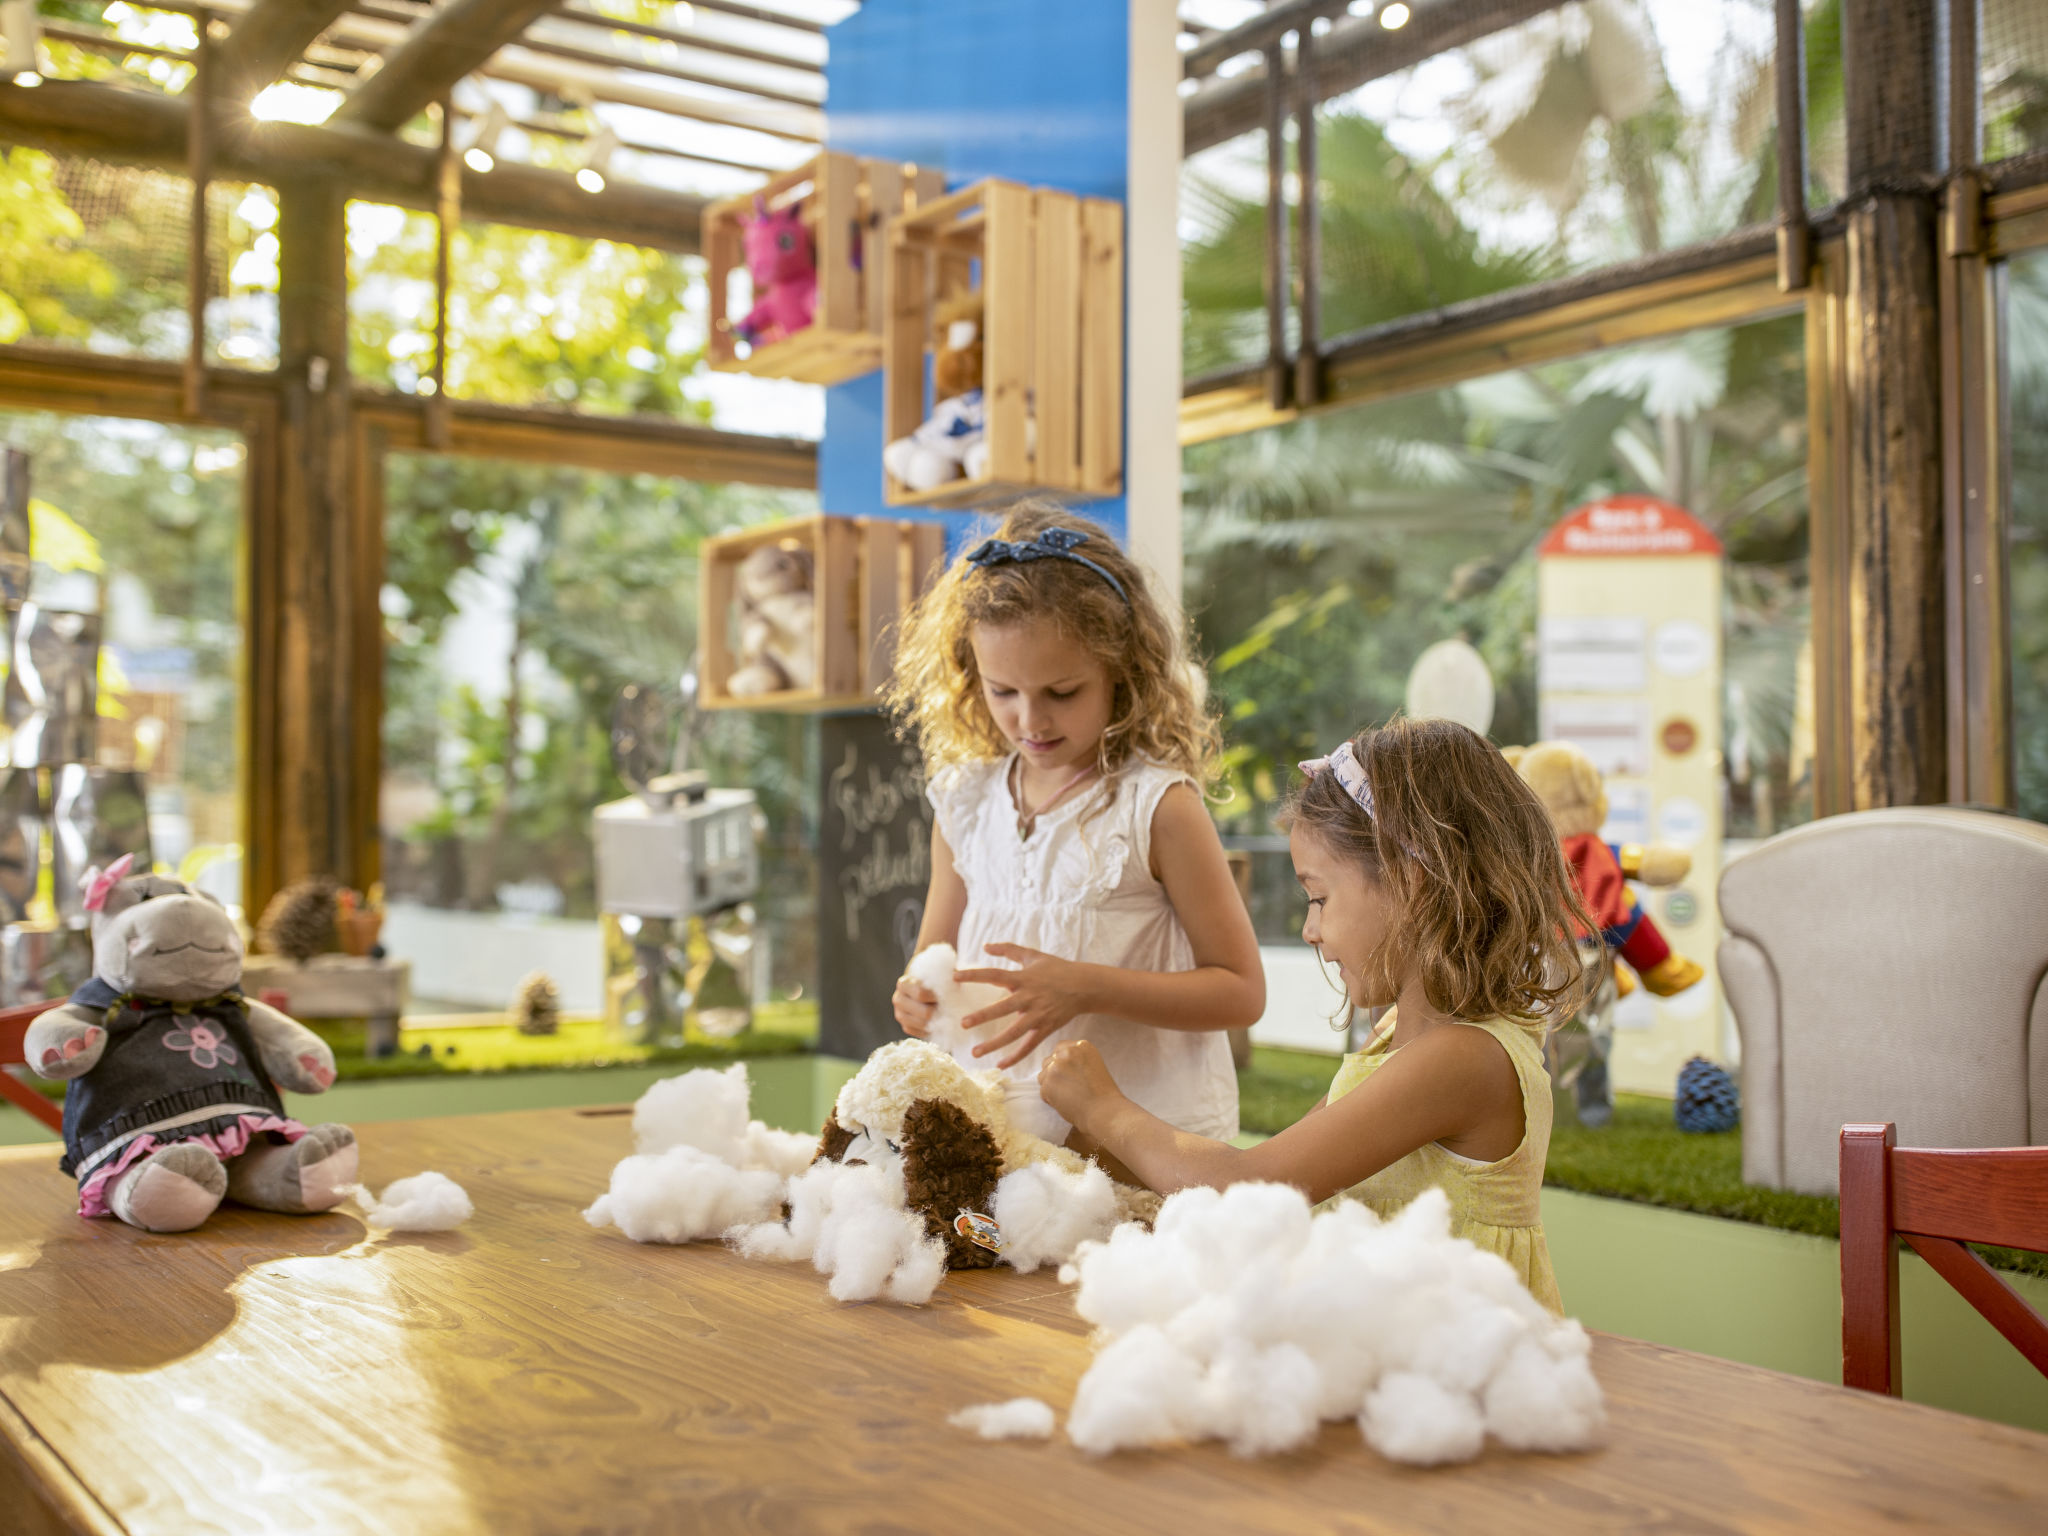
[927, 755, 1240, 1141]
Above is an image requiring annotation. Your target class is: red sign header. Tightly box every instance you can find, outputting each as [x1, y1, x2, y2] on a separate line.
[1538, 495, 1723, 558]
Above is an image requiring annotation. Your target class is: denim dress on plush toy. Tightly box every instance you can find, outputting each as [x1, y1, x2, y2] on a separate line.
[59, 977, 299, 1212]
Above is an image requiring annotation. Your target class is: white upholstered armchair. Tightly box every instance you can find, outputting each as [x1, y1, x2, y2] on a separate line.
[1718, 807, 2048, 1196]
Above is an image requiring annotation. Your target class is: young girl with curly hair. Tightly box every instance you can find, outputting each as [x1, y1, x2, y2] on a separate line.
[883, 504, 1263, 1147]
[1040, 717, 1590, 1311]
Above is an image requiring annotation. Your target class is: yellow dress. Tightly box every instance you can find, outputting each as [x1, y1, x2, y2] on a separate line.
[1322, 1011, 1562, 1314]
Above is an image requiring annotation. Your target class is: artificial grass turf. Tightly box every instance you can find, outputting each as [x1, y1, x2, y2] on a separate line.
[1236, 1046, 2048, 1279]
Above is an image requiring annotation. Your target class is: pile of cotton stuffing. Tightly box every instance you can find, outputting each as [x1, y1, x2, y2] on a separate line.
[1048, 1180, 1604, 1466]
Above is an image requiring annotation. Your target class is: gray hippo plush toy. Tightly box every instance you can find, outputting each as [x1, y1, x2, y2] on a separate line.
[25, 855, 358, 1232]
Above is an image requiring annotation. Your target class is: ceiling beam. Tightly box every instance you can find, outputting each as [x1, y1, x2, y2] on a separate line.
[1183, 0, 1558, 156]
[214, 0, 356, 101]
[0, 77, 706, 253]
[332, 0, 561, 131]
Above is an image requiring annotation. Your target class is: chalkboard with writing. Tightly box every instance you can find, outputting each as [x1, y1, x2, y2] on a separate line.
[817, 711, 930, 1059]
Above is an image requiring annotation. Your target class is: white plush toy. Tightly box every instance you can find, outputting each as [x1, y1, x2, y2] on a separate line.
[882, 384, 986, 493]
[726, 539, 815, 697]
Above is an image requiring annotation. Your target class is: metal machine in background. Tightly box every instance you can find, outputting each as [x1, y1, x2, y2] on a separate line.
[0, 448, 153, 1004]
[592, 672, 761, 1046]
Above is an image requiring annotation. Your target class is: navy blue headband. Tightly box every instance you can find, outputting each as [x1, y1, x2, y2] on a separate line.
[964, 527, 1130, 607]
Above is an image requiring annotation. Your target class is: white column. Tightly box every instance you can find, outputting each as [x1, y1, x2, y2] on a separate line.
[1124, 0, 1183, 608]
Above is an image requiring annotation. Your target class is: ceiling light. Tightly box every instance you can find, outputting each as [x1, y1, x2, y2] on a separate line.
[2, 0, 39, 80]
[1380, 2, 1410, 28]
[463, 98, 509, 173]
[578, 125, 618, 195]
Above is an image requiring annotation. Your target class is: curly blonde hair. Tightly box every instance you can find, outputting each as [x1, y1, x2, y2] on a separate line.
[882, 503, 1220, 784]
[1282, 717, 1594, 1034]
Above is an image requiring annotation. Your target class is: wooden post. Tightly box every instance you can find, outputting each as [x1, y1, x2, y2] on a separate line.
[1838, 0, 1946, 808]
[1290, 26, 1321, 409]
[1262, 40, 1289, 411]
[1937, 0, 2011, 807]
[183, 10, 212, 420]
[1773, 0, 1810, 293]
[428, 100, 457, 451]
[253, 173, 359, 912]
[1839, 1122, 1902, 1395]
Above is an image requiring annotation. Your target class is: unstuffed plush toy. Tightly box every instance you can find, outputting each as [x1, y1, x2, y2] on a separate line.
[1511, 741, 1704, 997]
[735, 196, 816, 348]
[726, 538, 816, 697]
[882, 292, 987, 492]
[810, 1037, 1158, 1273]
[25, 855, 357, 1233]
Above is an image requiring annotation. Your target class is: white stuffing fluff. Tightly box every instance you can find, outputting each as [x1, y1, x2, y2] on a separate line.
[585, 1057, 1147, 1303]
[949, 1399, 1057, 1440]
[584, 1067, 819, 1246]
[1059, 1183, 1604, 1466]
[630, 1061, 814, 1174]
[730, 1159, 946, 1304]
[354, 1171, 473, 1231]
[904, 943, 1009, 1062]
[906, 945, 1071, 1144]
[990, 1160, 1121, 1274]
[583, 1145, 786, 1244]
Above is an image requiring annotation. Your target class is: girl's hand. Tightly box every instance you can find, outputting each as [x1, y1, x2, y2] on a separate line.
[893, 973, 937, 1038]
[1038, 1040, 1123, 1134]
[954, 943, 1094, 1070]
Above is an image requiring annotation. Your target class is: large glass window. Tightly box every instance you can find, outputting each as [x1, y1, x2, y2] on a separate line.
[0, 409, 246, 904]
[2007, 247, 2048, 822]
[1183, 1, 1789, 373]
[378, 454, 818, 1016]
[1186, 310, 1811, 937]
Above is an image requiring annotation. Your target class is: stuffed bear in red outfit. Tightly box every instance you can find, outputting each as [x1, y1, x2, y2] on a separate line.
[1509, 741, 1704, 997]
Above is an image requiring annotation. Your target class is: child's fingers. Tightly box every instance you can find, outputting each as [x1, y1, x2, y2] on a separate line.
[983, 942, 1051, 965]
[951, 967, 1021, 991]
[972, 1018, 1038, 1060]
[959, 997, 1020, 1031]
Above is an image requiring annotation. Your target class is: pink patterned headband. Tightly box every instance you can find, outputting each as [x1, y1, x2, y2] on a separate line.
[1297, 740, 1375, 818]
[82, 853, 136, 912]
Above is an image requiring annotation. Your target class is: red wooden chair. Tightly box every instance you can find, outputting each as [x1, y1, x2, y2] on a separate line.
[0, 999, 69, 1132]
[1840, 1122, 2048, 1395]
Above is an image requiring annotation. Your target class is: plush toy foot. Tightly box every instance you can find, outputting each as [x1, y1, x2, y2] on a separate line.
[226, 1123, 358, 1213]
[108, 1142, 228, 1232]
[1640, 954, 1705, 996]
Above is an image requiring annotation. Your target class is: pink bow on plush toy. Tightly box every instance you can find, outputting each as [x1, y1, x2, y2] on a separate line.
[82, 853, 137, 913]
[736, 196, 816, 348]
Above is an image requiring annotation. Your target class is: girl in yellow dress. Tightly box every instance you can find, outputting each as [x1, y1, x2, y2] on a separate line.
[1040, 717, 1591, 1312]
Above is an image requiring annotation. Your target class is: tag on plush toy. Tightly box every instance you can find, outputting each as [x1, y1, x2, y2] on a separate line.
[954, 1209, 1004, 1253]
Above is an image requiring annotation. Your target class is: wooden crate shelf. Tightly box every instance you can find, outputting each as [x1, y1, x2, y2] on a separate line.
[705, 153, 942, 387]
[883, 178, 1124, 509]
[699, 514, 947, 713]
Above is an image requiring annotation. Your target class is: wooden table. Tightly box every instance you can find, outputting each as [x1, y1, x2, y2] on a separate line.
[2, 1109, 2044, 1536]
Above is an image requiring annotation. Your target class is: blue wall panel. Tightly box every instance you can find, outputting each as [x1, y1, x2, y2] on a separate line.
[815, 0, 1128, 547]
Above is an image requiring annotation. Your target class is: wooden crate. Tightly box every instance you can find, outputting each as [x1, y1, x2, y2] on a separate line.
[705, 153, 943, 386]
[700, 514, 947, 712]
[883, 178, 1124, 509]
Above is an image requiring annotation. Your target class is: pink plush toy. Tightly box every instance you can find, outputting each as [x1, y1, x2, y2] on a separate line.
[736, 197, 816, 347]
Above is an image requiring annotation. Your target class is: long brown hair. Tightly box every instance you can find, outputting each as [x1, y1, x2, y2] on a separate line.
[882, 503, 1220, 784]
[1282, 717, 1593, 1033]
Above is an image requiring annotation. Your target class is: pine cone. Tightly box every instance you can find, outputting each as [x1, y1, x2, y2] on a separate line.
[1674, 1056, 1740, 1134]
[257, 876, 340, 963]
[511, 970, 561, 1036]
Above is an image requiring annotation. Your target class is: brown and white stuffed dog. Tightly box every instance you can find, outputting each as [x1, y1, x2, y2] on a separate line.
[813, 1039, 1159, 1273]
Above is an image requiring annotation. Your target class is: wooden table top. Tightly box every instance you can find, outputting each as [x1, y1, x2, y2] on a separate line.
[2, 1108, 2044, 1536]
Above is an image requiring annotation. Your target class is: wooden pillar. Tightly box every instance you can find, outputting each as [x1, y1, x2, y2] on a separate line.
[1837, 0, 1946, 808]
[249, 173, 360, 913]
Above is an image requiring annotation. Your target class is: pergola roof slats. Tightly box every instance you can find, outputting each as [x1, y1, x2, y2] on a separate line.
[550, 5, 824, 75]
[215, 0, 356, 102]
[332, 0, 564, 130]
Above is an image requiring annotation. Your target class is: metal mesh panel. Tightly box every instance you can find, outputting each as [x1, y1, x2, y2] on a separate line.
[1983, 0, 2048, 164]
[0, 146, 273, 369]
